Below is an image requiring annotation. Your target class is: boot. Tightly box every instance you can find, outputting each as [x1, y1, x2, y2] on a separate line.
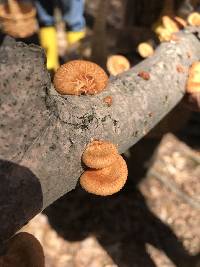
[39, 27, 59, 71]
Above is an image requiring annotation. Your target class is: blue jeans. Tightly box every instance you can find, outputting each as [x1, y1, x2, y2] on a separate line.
[35, 0, 85, 31]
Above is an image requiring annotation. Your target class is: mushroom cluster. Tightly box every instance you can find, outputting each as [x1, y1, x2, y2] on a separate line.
[184, 62, 200, 111]
[53, 60, 108, 95]
[0, 232, 45, 267]
[154, 11, 200, 42]
[154, 15, 182, 42]
[80, 140, 128, 196]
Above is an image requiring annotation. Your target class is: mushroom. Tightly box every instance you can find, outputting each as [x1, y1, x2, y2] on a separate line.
[137, 42, 154, 58]
[174, 16, 187, 28]
[103, 95, 113, 107]
[53, 60, 108, 95]
[138, 71, 150, 80]
[106, 55, 130, 76]
[187, 12, 200, 26]
[82, 140, 118, 169]
[155, 25, 172, 42]
[0, 232, 45, 267]
[162, 16, 179, 33]
[154, 16, 180, 42]
[187, 62, 200, 93]
[80, 155, 128, 196]
[184, 62, 200, 111]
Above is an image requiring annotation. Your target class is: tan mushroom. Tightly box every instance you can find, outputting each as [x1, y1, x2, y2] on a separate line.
[184, 62, 200, 112]
[103, 96, 113, 106]
[82, 140, 118, 169]
[155, 25, 172, 42]
[154, 16, 181, 42]
[80, 155, 128, 196]
[106, 55, 130, 76]
[0, 232, 45, 267]
[53, 60, 108, 95]
[162, 16, 179, 33]
[187, 12, 200, 26]
[174, 16, 187, 28]
[137, 42, 154, 58]
[187, 62, 200, 93]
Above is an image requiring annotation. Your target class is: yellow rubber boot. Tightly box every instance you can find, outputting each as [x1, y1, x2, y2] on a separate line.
[66, 30, 86, 45]
[39, 27, 59, 71]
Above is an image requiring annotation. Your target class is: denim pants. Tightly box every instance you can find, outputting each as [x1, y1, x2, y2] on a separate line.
[35, 0, 85, 31]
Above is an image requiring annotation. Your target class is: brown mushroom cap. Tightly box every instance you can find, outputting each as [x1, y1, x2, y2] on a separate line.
[154, 16, 182, 42]
[137, 43, 154, 58]
[82, 140, 118, 169]
[187, 62, 200, 93]
[53, 60, 108, 95]
[106, 55, 130, 76]
[80, 155, 128, 196]
[187, 12, 200, 26]
[1, 232, 44, 267]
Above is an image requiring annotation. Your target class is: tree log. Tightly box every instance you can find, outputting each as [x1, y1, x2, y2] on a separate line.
[0, 29, 200, 244]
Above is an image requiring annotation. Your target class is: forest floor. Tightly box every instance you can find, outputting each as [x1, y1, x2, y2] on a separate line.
[22, 121, 200, 267]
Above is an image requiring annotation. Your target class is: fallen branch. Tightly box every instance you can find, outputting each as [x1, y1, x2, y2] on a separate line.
[0, 29, 200, 243]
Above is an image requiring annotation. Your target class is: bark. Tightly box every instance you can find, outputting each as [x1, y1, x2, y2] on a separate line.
[0, 29, 200, 243]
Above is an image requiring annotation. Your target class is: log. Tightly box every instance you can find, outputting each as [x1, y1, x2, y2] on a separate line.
[0, 29, 200, 244]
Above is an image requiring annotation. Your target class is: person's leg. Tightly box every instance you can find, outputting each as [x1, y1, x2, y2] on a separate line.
[35, 0, 59, 71]
[59, 0, 86, 45]
[35, 0, 54, 27]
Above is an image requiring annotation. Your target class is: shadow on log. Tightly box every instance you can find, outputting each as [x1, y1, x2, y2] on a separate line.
[0, 160, 43, 250]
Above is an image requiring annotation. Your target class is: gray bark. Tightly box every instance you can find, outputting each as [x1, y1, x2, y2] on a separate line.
[0, 29, 200, 243]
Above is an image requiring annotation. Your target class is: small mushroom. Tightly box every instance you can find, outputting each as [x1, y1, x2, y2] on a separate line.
[187, 62, 200, 93]
[154, 16, 180, 42]
[80, 155, 128, 196]
[138, 71, 150, 80]
[0, 232, 45, 267]
[106, 55, 130, 76]
[187, 12, 200, 26]
[162, 16, 179, 33]
[184, 62, 200, 111]
[103, 96, 113, 106]
[137, 42, 154, 58]
[155, 25, 172, 42]
[174, 16, 187, 28]
[53, 60, 108, 95]
[176, 64, 185, 73]
[82, 140, 118, 169]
